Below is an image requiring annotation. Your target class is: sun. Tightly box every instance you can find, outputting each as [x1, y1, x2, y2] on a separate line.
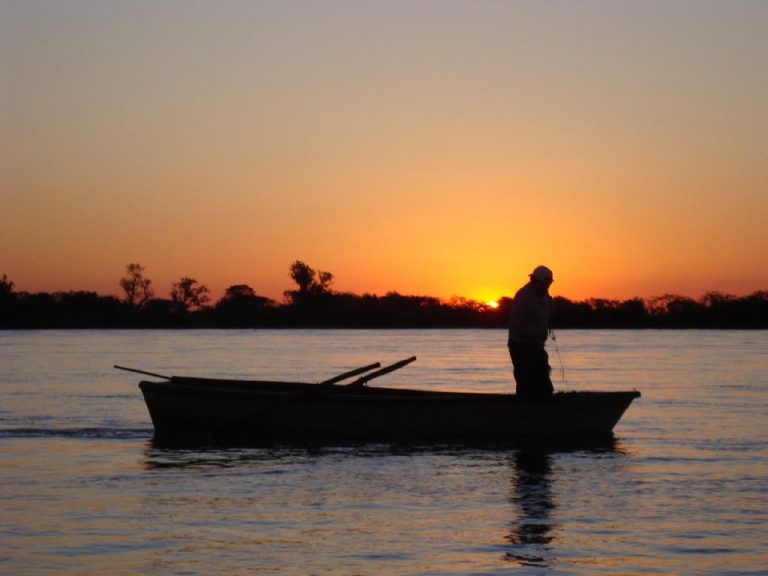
[486, 300, 499, 309]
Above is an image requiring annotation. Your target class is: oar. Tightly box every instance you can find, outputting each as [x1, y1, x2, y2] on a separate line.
[346, 356, 417, 388]
[114, 365, 171, 380]
[116, 363, 382, 385]
[320, 362, 381, 386]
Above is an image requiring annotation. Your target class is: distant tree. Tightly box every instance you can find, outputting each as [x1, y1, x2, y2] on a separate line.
[141, 298, 174, 325]
[0, 273, 14, 296]
[222, 284, 258, 300]
[647, 294, 703, 326]
[289, 261, 316, 294]
[170, 277, 210, 313]
[317, 270, 334, 293]
[616, 298, 649, 327]
[53, 291, 125, 327]
[0, 274, 18, 324]
[215, 284, 274, 326]
[448, 296, 482, 310]
[119, 263, 154, 309]
[742, 291, 768, 328]
[702, 291, 749, 327]
[552, 296, 590, 327]
[217, 284, 273, 310]
[285, 260, 334, 304]
[17, 292, 56, 327]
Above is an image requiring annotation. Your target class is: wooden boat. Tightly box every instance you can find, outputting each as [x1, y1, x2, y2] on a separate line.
[118, 358, 640, 445]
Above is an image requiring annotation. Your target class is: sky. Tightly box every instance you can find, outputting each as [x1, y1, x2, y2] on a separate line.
[2, 0, 767, 304]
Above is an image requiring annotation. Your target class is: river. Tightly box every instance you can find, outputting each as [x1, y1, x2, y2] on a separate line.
[1, 329, 766, 574]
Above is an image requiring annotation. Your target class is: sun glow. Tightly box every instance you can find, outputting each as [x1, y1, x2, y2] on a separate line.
[2, 3, 766, 304]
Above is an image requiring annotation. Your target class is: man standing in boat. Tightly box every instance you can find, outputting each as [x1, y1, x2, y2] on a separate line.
[508, 265, 555, 397]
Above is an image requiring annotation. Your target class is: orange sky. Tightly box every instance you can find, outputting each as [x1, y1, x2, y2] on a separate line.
[2, 1, 767, 304]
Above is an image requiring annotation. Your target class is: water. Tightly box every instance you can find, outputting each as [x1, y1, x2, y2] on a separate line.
[1, 329, 766, 575]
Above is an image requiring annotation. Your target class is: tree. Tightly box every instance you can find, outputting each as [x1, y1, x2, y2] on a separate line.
[222, 284, 257, 300]
[289, 261, 315, 294]
[119, 263, 154, 309]
[217, 284, 273, 311]
[647, 294, 703, 326]
[170, 277, 210, 313]
[284, 260, 334, 304]
[0, 274, 17, 324]
[215, 284, 274, 326]
[317, 270, 334, 293]
[0, 273, 14, 296]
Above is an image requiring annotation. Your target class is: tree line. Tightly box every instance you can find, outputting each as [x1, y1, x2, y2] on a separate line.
[0, 263, 766, 329]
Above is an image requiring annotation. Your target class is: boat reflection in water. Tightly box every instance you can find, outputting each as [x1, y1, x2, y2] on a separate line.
[140, 437, 625, 574]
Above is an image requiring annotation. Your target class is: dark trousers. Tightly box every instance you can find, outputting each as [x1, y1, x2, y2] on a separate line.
[508, 341, 554, 397]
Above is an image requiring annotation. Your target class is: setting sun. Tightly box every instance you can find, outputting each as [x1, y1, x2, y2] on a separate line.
[486, 301, 500, 309]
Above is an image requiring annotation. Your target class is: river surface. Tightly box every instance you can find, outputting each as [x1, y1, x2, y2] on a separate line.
[1, 329, 766, 575]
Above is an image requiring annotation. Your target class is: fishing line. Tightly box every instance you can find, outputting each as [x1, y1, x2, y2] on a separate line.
[549, 329, 569, 388]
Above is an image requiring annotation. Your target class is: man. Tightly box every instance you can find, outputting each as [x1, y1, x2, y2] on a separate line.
[507, 265, 555, 397]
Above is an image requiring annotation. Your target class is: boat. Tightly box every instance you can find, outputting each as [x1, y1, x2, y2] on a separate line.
[117, 357, 641, 445]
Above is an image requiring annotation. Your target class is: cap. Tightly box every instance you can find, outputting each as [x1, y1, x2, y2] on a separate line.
[530, 265, 554, 283]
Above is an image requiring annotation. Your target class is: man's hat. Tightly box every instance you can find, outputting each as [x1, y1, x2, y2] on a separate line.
[530, 265, 554, 283]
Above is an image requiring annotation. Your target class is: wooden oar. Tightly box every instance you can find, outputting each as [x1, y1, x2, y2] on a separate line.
[117, 360, 396, 387]
[116, 363, 382, 386]
[346, 356, 417, 388]
[320, 362, 381, 386]
[114, 365, 171, 380]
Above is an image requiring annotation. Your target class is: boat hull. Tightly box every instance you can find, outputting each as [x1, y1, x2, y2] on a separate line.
[139, 378, 640, 445]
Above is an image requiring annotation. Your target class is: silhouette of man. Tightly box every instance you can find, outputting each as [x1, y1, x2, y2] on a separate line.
[507, 266, 555, 397]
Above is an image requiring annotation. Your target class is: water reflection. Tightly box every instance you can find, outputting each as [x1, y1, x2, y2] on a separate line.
[142, 443, 331, 470]
[505, 449, 556, 567]
[504, 439, 624, 569]
[142, 442, 448, 470]
[142, 439, 628, 573]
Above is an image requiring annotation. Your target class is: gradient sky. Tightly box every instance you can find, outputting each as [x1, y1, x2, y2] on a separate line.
[3, 0, 767, 304]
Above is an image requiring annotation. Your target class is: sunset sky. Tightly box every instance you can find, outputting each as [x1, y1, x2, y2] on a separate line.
[3, 0, 767, 304]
